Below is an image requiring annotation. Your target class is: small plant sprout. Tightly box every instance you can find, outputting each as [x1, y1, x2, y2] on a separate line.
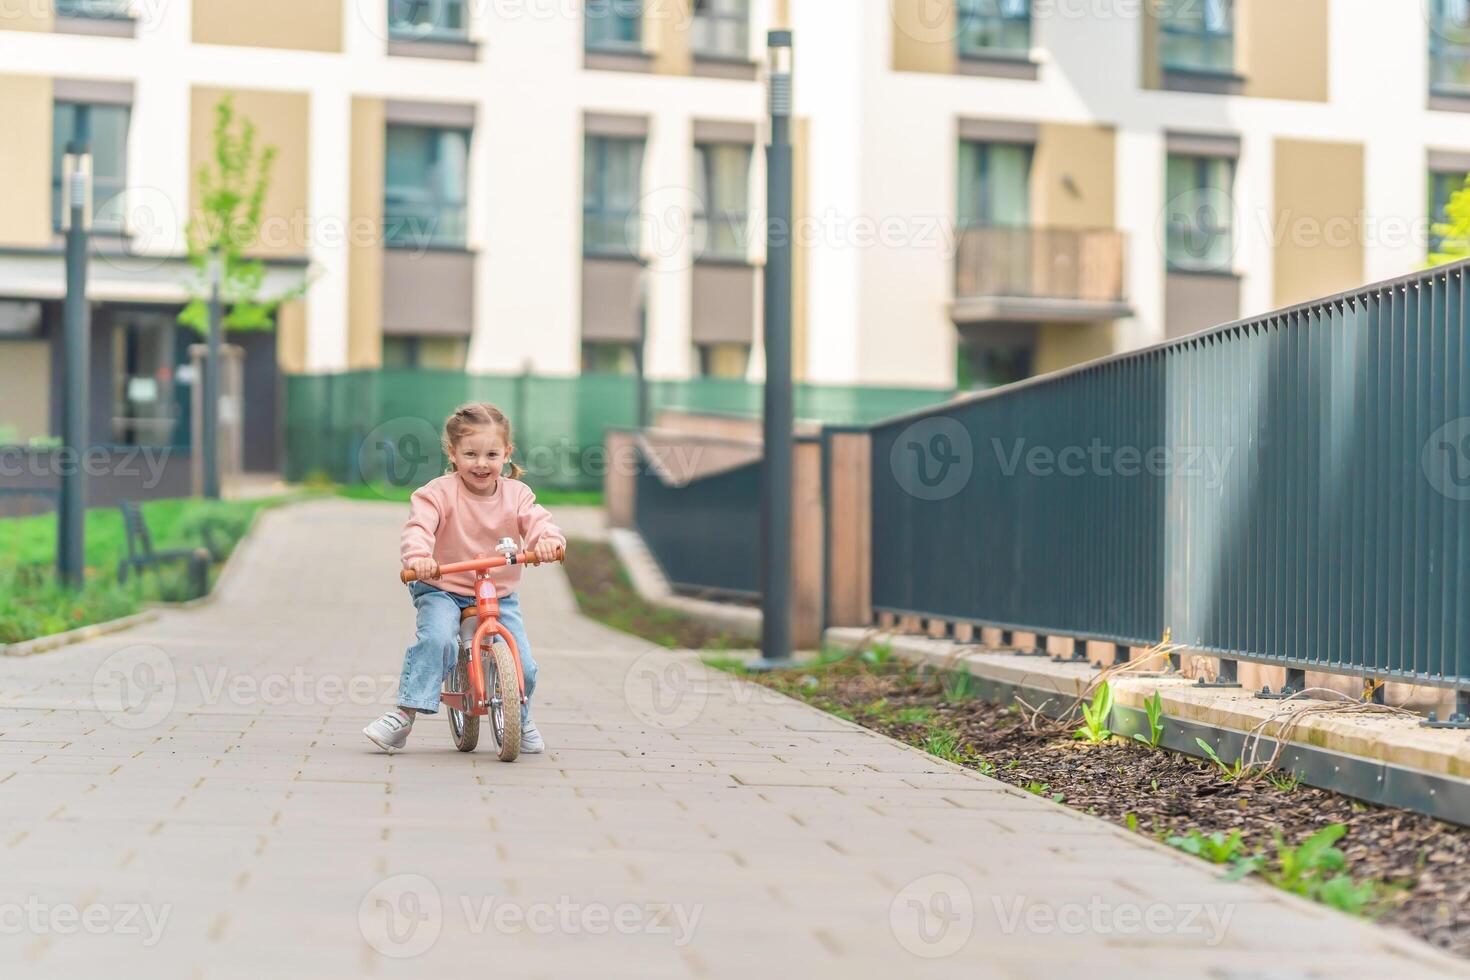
[921, 729, 969, 765]
[941, 669, 978, 701]
[860, 642, 893, 666]
[1266, 770, 1301, 793]
[1167, 829, 1248, 865]
[1195, 738, 1251, 781]
[976, 759, 997, 777]
[1074, 681, 1115, 744]
[1131, 691, 1166, 749]
[1125, 813, 1139, 833]
[1024, 780, 1050, 795]
[894, 705, 934, 726]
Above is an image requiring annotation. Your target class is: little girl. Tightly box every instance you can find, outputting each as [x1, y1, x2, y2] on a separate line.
[363, 402, 566, 754]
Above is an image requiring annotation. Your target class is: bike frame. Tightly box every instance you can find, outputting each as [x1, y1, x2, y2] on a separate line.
[401, 547, 560, 718]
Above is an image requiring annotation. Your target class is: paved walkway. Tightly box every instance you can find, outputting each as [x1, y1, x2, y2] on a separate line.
[0, 500, 1460, 979]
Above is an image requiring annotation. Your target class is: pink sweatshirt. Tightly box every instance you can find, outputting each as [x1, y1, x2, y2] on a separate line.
[400, 474, 566, 598]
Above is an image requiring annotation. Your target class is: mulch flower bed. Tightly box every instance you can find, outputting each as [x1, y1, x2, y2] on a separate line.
[740, 655, 1470, 959]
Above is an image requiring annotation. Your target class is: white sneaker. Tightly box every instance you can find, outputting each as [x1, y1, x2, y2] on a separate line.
[363, 709, 414, 753]
[520, 724, 545, 754]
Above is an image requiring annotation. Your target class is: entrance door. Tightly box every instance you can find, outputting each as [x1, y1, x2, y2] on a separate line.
[112, 311, 185, 448]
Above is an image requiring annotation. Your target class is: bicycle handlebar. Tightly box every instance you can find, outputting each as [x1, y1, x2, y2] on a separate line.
[399, 546, 566, 584]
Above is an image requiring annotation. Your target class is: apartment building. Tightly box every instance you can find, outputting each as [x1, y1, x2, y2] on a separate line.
[1, 0, 1469, 467]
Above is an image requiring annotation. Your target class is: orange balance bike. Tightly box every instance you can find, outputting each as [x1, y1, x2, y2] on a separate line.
[400, 538, 564, 761]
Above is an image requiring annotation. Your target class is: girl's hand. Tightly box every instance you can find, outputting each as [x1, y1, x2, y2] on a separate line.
[407, 557, 440, 581]
[534, 539, 565, 564]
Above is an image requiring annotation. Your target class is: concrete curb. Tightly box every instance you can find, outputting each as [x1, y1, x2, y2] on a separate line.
[608, 526, 760, 640]
[1, 500, 275, 657]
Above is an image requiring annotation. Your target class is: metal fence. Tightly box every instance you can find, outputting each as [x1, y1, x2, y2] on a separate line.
[634, 451, 762, 597]
[284, 369, 952, 491]
[873, 260, 1470, 694]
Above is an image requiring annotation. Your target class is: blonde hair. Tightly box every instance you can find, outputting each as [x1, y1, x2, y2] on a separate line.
[442, 402, 524, 480]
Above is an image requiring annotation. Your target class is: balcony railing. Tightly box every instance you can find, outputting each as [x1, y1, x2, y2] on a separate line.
[953, 226, 1127, 320]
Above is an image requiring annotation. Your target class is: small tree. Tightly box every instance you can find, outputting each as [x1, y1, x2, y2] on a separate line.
[178, 95, 308, 333]
[1430, 173, 1470, 267]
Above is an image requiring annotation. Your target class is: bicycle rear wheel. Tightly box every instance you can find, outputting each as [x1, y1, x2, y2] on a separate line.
[488, 637, 522, 762]
[446, 645, 480, 753]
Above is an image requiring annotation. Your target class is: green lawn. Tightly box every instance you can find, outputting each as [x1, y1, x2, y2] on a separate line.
[0, 495, 298, 645]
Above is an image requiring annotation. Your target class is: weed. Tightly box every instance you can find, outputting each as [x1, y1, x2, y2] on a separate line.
[940, 669, 978, 701]
[860, 642, 894, 666]
[1024, 780, 1050, 795]
[1266, 770, 1301, 793]
[894, 705, 934, 726]
[1167, 829, 1248, 865]
[1003, 759, 1020, 770]
[976, 759, 997, 777]
[1196, 738, 1251, 781]
[1131, 691, 1166, 749]
[1073, 681, 1115, 744]
[921, 729, 970, 765]
[1125, 813, 1139, 833]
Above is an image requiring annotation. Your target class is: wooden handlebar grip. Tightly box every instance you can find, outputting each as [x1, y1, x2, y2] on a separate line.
[399, 569, 416, 584]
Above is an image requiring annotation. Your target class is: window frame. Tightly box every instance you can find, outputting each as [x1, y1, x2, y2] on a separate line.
[692, 141, 752, 262]
[581, 341, 639, 375]
[1164, 152, 1236, 274]
[1158, 0, 1236, 76]
[383, 123, 472, 250]
[51, 101, 130, 234]
[1431, 0, 1470, 94]
[691, 0, 750, 60]
[956, 139, 1034, 229]
[1430, 169, 1468, 256]
[585, 0, 643, 52]
[583, 133, 646, 258]
[387, 0, 469, 41]
[955, 0, 1032, 59]
[55, 0, 133, 19]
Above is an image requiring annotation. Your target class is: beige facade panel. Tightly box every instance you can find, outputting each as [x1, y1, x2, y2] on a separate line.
[192, 0, 342, 52]
[1033, 322, 1115, 375]
[891, 0, 956, 75]
[1273, 138, 1365, 309]
[0, 0, 51, 30]
[0, 74, 53, 248]
[1240, 0, 1328, 103]
[382, 249, 475, 336]
[1, 340, 51, 443]
[691, 263, 756, 344]
[648, 0, 693, 75]
[1165, 271, 1241, 338]
[349, 97, 385, 369]
[1031, 123, 1115, 229]
[275, 300, 308, 373]
[190, 87, 311, 258]
[582, 257, 644, 342]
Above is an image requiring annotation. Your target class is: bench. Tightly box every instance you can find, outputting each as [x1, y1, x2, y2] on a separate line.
[117, 500, 211, 599]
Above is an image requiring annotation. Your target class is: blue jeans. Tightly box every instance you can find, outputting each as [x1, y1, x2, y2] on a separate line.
[398, 582, 538, 722]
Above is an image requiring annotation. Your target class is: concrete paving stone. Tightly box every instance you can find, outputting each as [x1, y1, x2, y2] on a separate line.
[0, 500, 1461, 979]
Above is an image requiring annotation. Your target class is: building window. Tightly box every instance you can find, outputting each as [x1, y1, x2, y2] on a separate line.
[55, 0, 132, 18]
[1158, 0, 1234, 74]
[957, 140, 1032, 228]
[52, 103, 129, 233]
[384, 124, 470, 249]
[692, 0, 748, 59]
[382, 336, 468, 370]
[1431, 170, 1468, 256]
[956, 0, 1030, 57]
[1431, 0, 1470, 94]
[1165, 153, 1235, 273]
[693, 142, 751, 260]
[584, 134, 645, 256]
[586, 0, 641, 51]
[697, 343, 749, 379]
[388, 0, 468, 40]
[581, 342, 638, 374]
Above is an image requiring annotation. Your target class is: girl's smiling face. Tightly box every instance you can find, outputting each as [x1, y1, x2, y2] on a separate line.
[449, 425, 513, 496]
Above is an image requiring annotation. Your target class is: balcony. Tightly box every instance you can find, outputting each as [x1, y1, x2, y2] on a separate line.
[952, 226, 1131, 324]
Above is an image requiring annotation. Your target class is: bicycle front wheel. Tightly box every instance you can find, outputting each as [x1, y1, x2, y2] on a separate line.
[488, 637, 522, 762]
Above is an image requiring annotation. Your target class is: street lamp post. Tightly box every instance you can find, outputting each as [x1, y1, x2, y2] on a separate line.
[756, 30, 795, 668]
[202, 249, 223, 500]
[57, 109, 93, 588]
